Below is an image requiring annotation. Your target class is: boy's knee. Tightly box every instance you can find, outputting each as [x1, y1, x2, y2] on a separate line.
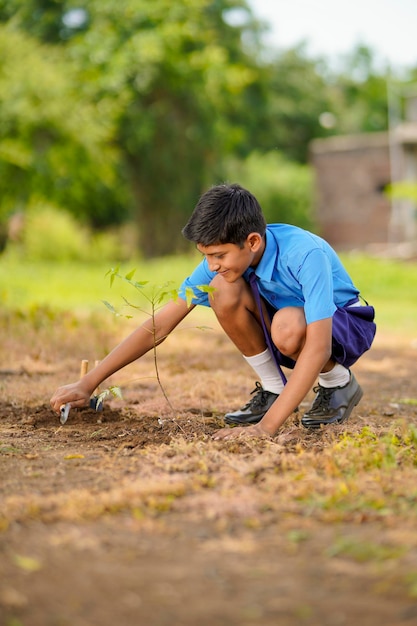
[209, 275, 251, 317]
[271, 307, 306, 356]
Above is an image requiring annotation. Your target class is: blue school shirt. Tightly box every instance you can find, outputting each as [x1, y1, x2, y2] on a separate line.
[179, 224, 359, 324]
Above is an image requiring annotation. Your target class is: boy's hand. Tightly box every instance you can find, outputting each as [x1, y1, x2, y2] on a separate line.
[212, 423, 272, 441]
[50, 382, 92, 414]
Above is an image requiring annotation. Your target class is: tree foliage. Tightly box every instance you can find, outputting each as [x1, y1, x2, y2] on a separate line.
[1, 0, 268, 255]
[0, 1, 412, 256]
[324, 45, 392, 135]
[74, 0, 268, 254]
[0, 24, 127, 231]
[224, 151, 314, 230]
[260, 46, 333, 162]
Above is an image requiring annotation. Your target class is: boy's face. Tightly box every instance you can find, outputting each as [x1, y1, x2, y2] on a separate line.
[197, 234, 264, 282]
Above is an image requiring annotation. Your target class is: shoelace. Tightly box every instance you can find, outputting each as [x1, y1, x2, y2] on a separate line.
[310, 385, 333, 411]
[243, 382, 271, 409]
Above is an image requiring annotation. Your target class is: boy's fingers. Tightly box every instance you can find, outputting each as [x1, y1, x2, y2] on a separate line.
[50, 393, 89, 413]
[212, 425, 271, 441]
[212, 427, 244, 441]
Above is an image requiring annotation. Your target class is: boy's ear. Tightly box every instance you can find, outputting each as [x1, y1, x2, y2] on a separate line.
[247, 232, 263, 251]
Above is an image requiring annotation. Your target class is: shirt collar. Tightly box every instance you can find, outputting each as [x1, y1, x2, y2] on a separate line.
[254, 228, 277, 281]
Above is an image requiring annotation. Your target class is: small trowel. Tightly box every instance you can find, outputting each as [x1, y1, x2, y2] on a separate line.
[59, 359, 103, 424]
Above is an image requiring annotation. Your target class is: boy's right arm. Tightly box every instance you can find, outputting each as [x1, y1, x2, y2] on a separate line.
[50, 298, 194, 413]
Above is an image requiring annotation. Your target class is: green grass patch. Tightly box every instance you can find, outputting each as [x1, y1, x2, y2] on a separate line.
[0, 252, 416, 335]
[0, 253, 200, 314]
[326, 536, 405, 562]
[332, 424, 417, 472]
[340, 253, 417, 335]
[399, 398, 417, 406]
[0, 444, 22, 455]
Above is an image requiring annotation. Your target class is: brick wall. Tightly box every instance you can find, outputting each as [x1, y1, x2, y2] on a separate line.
[310, 133, 392, 250]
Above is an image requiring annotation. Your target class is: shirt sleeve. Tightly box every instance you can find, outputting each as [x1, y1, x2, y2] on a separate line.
[295, 248, 337, 324]
[178, 259, 215, 307]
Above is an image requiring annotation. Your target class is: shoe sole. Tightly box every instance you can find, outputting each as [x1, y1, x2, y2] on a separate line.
[302, 384, 363, 430]
[224, 415, 264, 426]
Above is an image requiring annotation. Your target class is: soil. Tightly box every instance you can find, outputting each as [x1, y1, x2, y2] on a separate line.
[1, 313, 417, 626]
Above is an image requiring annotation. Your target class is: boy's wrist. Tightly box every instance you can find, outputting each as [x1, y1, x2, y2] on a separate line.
[79, 373, 100, 397]
[256, 420, 278, 437]
[258, 409, 289, 436]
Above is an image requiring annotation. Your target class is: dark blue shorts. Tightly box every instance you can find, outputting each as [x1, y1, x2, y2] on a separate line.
[267, 301, 376, 371]
[331, 303, 376, 367]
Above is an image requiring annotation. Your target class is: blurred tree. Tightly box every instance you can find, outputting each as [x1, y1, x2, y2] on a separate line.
[253, 44, 393, 162]
[259, 45, 333, 163]
[224, 151, 314, 229]
[321, 44, 391, 136]
[0, 26, 128, 237]
[0, 2, 409, 256]
[0, 0, 90, 42]
[75, 0, 269, 255]
[1, 0, 267, 256]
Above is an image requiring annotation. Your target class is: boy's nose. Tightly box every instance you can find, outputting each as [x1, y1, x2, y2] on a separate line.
[208, 260, 220, 272]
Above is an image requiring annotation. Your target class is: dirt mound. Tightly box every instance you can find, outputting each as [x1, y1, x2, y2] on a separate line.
[1, 326, 417, 626]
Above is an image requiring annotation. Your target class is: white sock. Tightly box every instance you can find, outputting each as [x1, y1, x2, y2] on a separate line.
[319, 363, 350, 388]
[243, 348, 285, 395]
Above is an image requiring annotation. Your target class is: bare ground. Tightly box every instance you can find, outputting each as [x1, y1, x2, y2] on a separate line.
[1, 311, 417, 626]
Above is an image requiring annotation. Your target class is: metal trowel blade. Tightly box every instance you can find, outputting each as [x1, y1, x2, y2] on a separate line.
[60, 403, 71, 425]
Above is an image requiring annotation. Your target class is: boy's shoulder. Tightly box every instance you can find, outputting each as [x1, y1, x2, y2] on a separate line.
[265, 224, 337, 267]
[266, 223, 319, 249]
[266, 223, 313, 236]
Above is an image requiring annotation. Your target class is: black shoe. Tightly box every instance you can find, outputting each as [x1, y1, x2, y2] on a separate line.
[301, 372, 363, 429]
[224, 382, 279, 426]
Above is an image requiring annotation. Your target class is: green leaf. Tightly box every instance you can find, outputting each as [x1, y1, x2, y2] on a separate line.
[109, 385, 123, 399]
[184, 286, 196, 308]
[102, 300, 119, 315]
[105, 266, 120, 288]
[125, 278, 148, 290]
[198, 285, 216, 296]
[95, 385, 123, 408]
[125, 268, 136, 280]
[166, 287, 180, 302]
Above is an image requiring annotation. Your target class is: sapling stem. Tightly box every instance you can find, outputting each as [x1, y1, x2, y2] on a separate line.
[104, 267, 214, 414]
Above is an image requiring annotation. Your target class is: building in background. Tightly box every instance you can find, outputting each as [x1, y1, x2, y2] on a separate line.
[310, 89, 417, 256]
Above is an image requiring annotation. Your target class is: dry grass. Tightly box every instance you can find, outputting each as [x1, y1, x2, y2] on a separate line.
[1, 309, 417, 625]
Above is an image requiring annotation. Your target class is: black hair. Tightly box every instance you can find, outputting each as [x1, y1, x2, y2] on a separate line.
[182, 183, 266, 247]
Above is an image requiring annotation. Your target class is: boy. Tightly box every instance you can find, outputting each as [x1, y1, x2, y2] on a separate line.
[50, 184, 376, 441]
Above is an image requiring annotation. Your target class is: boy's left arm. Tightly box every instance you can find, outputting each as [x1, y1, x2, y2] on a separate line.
[213, 317, 333, 441]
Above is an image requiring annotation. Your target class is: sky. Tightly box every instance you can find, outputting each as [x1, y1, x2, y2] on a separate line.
[247, 0, 417, 71]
